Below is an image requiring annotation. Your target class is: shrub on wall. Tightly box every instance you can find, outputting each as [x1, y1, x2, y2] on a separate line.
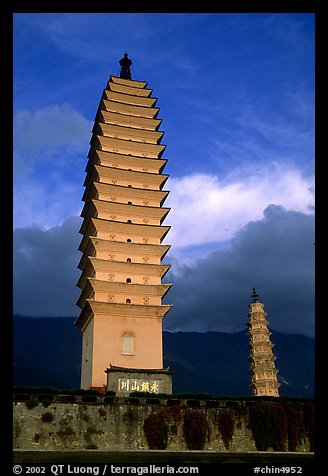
[56, 419, 74, 438]
[105, 390, 116, 397]
[249, 401, 288, 451]
[25, 399, 38, 410]
[143, 411, 168, 450]
[286, 403, 305, 452]
[41, 412, 54, 423]
[249, 399, 314, 452]
[303, 400, 314, 452]
[183, 410, 208, 450]
[98, 407, 107, 418]
[169, 403, 182, 423]
[74, 389, 101, 395]
[217, 409, 235, 449]
[41, 399, 53, 408]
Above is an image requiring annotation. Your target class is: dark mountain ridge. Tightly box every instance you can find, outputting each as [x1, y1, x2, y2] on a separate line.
[13, 316, 314, 397]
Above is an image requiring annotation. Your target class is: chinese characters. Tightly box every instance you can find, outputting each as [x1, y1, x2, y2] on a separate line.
[118, 378, 161, 393]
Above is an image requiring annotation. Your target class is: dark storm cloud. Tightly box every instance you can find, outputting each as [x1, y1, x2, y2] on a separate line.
[164, 205, 314, 337]
[13, 216, 82, 317]
[14, 206, 314, 338]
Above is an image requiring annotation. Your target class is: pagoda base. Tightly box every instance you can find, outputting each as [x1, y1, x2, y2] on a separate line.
[105, 365, 173, 395]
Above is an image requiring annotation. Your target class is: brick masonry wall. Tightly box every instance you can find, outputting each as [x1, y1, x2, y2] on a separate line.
[13, 395, 312, 452]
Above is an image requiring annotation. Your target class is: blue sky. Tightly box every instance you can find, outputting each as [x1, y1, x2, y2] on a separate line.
[13, 13, 315, 337]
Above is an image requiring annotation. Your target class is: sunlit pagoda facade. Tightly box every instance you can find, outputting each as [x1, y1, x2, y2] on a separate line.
[75, 53, 173, 394]
[247, 289, 280, 397]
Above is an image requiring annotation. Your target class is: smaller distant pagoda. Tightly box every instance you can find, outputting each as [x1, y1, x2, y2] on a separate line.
[247, 289, 280, 397]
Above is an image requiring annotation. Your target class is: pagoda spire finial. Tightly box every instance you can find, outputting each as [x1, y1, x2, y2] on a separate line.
[119, 52, 132, 80]
[251, 288, 259, 303]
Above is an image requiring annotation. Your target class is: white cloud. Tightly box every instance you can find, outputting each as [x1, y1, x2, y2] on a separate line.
[14, 104, 92, 175]
[13, 104, 91, 229]
[164, 164, 314, 249]
[13, 178, 83, 230]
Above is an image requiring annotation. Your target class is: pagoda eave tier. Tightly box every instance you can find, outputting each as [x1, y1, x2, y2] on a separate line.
[79, 237, 170, 264]
[106, 80, 153, 98]
[86, 150, 167, 175]
[77, 263, 170, 290]
[84, 164, 168, 191]
[98, 103, 162, 131]
[248, 308, 267, 316]
[76, 279, 171, 308]
[110, 75, 148, 89]
[103, 89, 158, 108]
[246, 329, 272, 337]
[79, 216, 170, 240]
[250, 380, 281, 389]
[93, 121, 164, 145]
[78, 222, 170, 253]
[82, 182, 169, 206]
[75, 300, 173, 330]
[90, 134, 166, 159]
[247, 341, 274, 349]
[81, 199, 170, 224]
[77, 256, 170, 280]
[101, 98, 159, 119]
[248, 355, 277, 364]
[82, 277, 171, 296]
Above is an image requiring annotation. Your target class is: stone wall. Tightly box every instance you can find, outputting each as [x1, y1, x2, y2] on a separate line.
[13, 394, 313, 452]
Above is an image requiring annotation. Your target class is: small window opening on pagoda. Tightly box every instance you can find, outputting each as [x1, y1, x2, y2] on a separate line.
[127, 258, 131, 263]
[126, 298, 131, 304]
[126, 278, 131, 283]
